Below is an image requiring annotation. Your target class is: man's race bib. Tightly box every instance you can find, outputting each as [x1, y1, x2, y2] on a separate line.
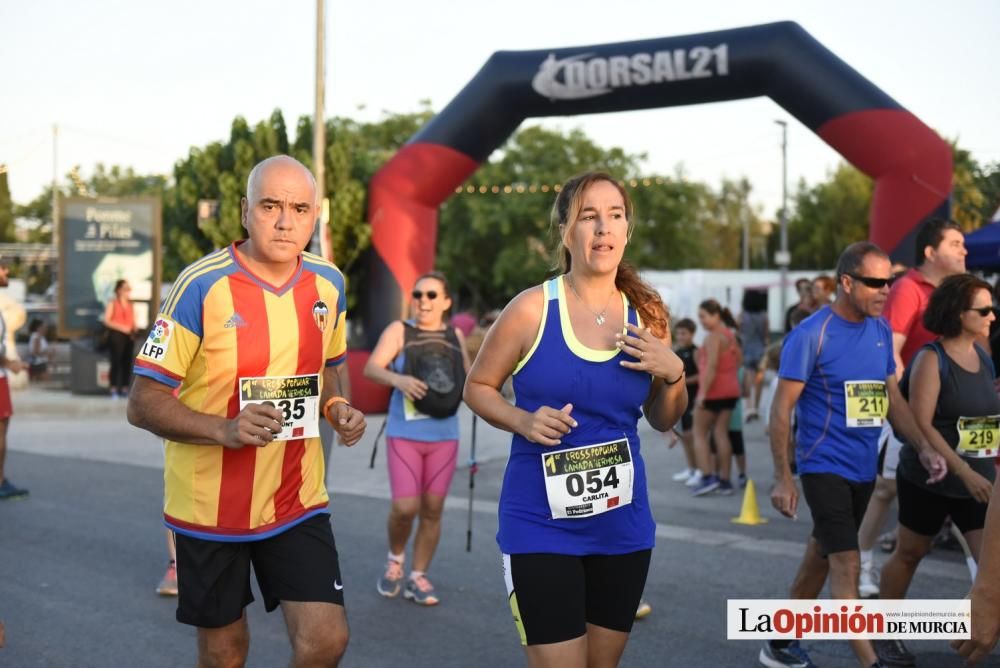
[956, 416, 1000, 458]
[844, 381, 888, 428]
[239, 374, 320, 441]
[542, 438, 634, 519]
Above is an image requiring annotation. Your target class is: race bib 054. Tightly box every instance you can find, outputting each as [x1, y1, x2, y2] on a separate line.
[542, 438, 634, 520]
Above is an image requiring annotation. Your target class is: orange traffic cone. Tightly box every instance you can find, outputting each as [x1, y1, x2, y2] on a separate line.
[731, 479, 768, 525]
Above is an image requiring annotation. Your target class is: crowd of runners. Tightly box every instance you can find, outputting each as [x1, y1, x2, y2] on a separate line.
[23, 153, 987, 667]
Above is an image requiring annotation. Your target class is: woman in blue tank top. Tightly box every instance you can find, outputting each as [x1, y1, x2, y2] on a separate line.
[464, 172, 688, 666]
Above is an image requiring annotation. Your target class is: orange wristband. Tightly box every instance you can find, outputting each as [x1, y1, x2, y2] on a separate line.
[323, 396, 351, 424]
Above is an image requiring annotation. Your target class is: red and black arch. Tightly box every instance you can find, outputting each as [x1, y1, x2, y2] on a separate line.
[354, 21, 950, 407]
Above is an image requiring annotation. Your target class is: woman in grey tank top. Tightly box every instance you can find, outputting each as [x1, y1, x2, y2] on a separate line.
[876, 275, 998, 666]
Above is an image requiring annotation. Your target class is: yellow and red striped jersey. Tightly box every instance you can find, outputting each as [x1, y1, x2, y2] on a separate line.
[134, 242, 347, 541]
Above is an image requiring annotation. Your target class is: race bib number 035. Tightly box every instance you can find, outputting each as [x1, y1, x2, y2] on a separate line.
[844, 381, 888, 428]
[239, 374, 320, 441]
[957, 415, 1000, 458]
[542, 438, 634, 520]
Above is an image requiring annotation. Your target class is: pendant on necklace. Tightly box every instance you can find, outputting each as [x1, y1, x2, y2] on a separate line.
[596, 313, 606, 326]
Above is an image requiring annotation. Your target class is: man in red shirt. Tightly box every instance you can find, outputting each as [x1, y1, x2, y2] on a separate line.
[857, 218, 966, 602]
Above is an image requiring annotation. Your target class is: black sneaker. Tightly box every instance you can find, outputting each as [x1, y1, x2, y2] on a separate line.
[0, 478, 29, 500]
[873, 638, 915, 666]
[759, 640, 815, 667]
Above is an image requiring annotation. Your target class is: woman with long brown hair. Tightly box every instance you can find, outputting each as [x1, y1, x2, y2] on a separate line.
[464, 172, 687, 667]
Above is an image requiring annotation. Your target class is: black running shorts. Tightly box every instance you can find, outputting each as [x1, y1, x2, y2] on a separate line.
[800, 473, 875, 557]
[897, 474, 989, 537]
[174, 513, 345, 628]
[701, 397, 738, 413]
[501, 550, 651, 646]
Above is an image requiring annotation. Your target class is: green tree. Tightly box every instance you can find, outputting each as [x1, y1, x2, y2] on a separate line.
[164, 111, 294, 277]
[160, 108, 430, 310]
[324, 124, 368, 273]
[786, 163, 873, 269]
[952, 140, 987, 231]
[84, 164, 167, 199]
[627, 170, 718, 269]
[436, 125, 640, 311]
[14, 185, 57, 243]
[322, 110, 431, 273]
[975, 161, 1000, 223]
[703, 177, 766, 270]
[0, 167, 15, 242]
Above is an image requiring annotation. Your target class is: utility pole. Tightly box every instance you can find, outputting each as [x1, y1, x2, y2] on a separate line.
[774, 119, 789, 317]
[313, 0, 331, 260]
[52, 124, 59, 250]
[741, 208, 750, 271]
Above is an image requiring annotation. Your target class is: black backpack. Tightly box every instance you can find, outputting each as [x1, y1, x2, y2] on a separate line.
[401, 322, 466, 418]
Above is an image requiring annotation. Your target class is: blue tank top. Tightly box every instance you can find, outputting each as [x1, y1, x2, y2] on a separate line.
[386, 321, 460, 442]
[497, 276, 656, 555]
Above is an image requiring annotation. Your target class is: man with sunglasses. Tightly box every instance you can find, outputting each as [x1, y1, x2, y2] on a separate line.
[763, 242, 946, 668]
[856, 218, 966, 605]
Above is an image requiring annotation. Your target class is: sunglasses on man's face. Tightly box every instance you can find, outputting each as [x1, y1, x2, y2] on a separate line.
[967, 306, 996, 317]
[847, 274, 891, 289]
[412, 290, 439, 301]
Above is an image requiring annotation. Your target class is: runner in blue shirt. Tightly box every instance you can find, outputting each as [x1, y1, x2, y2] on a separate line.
[464, 171, 687, 667]
[761, 242, 947, 668]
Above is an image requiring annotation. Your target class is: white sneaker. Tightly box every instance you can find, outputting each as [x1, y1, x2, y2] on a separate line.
[672, 468, 693, 482]
[684, 470, 704, 488]
[859, 561, 879, 598]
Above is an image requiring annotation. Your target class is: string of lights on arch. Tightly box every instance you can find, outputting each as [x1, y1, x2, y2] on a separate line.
[451, 176, 683, 196]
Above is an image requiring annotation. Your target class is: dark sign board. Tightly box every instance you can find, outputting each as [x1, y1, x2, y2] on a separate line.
[57, 197, 161, 338]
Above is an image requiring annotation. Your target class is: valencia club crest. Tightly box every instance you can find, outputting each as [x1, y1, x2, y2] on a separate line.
[312, 300, 330, 332]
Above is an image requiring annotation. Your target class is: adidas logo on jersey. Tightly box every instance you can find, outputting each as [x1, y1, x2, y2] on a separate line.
[224, 313, 248, 329]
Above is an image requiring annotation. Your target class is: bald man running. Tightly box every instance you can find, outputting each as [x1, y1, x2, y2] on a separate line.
[128, 155, 366, 667]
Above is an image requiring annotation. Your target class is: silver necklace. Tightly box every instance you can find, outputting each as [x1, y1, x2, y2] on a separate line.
[566, 276, 615, 326]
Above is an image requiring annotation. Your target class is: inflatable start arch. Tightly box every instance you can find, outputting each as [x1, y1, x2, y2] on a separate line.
[353, 21, 952, 411]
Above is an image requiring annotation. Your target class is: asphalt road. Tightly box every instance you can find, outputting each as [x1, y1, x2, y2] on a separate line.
[0, 394, 993, 667]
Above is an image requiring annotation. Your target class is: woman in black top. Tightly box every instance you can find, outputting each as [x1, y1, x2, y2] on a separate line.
[877, 275, 998, 664]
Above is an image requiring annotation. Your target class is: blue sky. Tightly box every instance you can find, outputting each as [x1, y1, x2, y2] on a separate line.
[2, 0, 998, 217]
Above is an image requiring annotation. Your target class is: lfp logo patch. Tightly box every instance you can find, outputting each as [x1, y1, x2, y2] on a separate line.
[140, 317, 174, 362]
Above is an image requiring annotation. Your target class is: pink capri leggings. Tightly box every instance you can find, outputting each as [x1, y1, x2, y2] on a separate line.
[386, 436, 459, 500]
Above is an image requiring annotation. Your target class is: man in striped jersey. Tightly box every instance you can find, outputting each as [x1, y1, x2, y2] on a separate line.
[128, 155, 366, 667]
